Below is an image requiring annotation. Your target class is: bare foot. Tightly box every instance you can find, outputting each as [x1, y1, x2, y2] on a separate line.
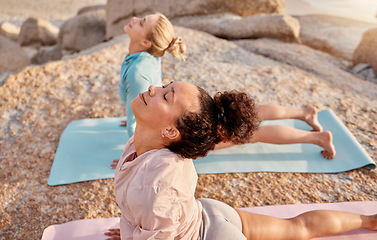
[304, 107, 323, 132]
[363, 214, 377, 230]
[318, 131, 336, 159]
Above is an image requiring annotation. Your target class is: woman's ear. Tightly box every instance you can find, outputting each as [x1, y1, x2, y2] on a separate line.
[141, 39, 152, 50]
[162, 126, 180, 140]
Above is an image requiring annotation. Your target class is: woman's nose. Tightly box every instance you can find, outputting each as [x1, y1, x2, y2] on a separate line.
[132, 17, 137, 23]
[148, 85, 156, 97]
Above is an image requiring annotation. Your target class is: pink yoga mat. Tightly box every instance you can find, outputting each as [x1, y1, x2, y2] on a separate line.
[41, 217, 120, 240]
[41, 201, 377, 240]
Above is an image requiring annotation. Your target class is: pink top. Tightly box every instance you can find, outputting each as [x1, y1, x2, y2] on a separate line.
[114, 137, 202, 240]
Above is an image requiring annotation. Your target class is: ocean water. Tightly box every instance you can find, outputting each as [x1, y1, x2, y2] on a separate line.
[302, 0, 377, 22]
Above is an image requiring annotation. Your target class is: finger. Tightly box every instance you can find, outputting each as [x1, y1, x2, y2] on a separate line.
[104, 229, 120, 236]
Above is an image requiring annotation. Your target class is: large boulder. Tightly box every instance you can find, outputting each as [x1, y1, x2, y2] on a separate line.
[106, 0, 284, 39]
[31, 45, 62, 64]
[353, 27, 377, 76]
[77, 4, 106, 15]
[0, 36, 30, 73]
[18, 17, 59, 48]
[58, 8, 106, 52]
[295, 14, 377, 60]
[173, 13, 300, 42]
[234, 38, 357, 87]
[0, 22, 20, 42]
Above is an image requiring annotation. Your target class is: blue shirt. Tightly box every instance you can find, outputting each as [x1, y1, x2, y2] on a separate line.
[119, 51, 162, 136]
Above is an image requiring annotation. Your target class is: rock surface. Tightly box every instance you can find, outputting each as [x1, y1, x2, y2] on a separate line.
[18, 17, 59, 47]
[106, 0, 285, 39]
[353, 27, 377, 76]
[0, 36, 30, 73]
[1, 26, 377, 239]
[31, 45, 63, 64]
[234, 39, 348, 87]
[77, 4, 106, 15]
[350, 63, 377, 84]
[58, 8, 106, 52]
[173, 13, 300, 42]
[295, 14, 377, 60]
[0, 21, 19, 41]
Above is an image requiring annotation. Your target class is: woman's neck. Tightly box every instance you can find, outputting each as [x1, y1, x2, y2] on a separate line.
[128, 41, 148, 56]
[133, 127, 166, 156]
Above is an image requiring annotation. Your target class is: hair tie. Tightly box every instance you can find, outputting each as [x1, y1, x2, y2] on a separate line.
[166, 36, 182, 53]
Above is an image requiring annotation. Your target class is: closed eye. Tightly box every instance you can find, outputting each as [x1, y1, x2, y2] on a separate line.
[162, 81, 173, 101]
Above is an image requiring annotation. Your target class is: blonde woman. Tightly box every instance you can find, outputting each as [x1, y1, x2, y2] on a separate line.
[106, 81, 375, 240]
[119, 13, 185, 137]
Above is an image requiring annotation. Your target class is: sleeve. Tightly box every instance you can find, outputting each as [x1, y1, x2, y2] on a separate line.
[119, 65, 154, 137]
[128, 185, 182, 240]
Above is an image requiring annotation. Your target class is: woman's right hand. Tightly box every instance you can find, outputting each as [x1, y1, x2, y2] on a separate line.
[110, 159, 119, 169]
[120, 120, 127, 126]
[104, 228, 121, 240]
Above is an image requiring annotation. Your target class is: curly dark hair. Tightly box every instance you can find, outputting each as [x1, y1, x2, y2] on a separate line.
[167, 86, 260, 159]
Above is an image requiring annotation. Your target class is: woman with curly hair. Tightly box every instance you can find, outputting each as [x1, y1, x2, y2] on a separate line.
[105, 81, 376, 240]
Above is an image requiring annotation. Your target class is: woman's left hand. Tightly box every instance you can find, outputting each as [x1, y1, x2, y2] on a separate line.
[104, 228, 121, 240]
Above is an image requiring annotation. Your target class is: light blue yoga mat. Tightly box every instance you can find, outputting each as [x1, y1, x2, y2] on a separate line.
[48, 117, 129, 186]
[48, 110, 376, 186]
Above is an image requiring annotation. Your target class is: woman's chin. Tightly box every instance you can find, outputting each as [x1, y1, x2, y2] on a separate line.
[123, 26, 129, 34]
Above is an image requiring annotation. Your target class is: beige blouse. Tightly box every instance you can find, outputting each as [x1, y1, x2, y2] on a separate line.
[114, 136, 202, 239]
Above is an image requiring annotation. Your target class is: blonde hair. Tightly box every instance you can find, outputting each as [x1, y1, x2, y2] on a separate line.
[147, 13, 186, 60]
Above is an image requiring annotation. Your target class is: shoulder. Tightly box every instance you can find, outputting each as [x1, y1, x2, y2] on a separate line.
[127, 53, 160, 78]
[144, 149, 193, 181]
[133, 52, 160, 69]
[145, 149, 184, 173]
